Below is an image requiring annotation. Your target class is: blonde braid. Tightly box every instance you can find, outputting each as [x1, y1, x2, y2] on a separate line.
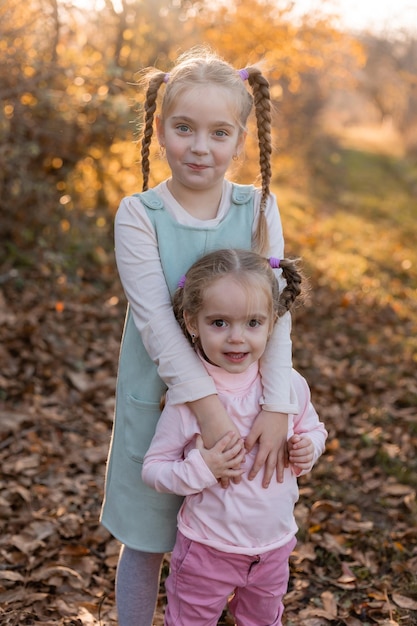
[246, 67, 272, 255]
[140, 71, 166, 191]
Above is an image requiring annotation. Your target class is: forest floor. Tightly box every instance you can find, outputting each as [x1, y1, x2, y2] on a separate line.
[1, 127, 417, 625]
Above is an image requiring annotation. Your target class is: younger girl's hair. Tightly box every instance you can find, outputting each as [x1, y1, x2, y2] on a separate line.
[173, 248, 302, 347]
[138, 45, 272, 255]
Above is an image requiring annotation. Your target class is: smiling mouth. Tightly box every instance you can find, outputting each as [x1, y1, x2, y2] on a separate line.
[187, 163, 209, 170]
[224, 352, 247, 361]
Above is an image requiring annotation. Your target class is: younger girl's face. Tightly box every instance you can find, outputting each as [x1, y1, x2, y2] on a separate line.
[186, 275, 272, 374]
[156, 84, 246, 198]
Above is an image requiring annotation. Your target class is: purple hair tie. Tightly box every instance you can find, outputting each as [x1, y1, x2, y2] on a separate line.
[269, 257, 280, 269]
[238, 68, 250, 81]
[163, 73, 170, 83]
[177, 275, 186, 288]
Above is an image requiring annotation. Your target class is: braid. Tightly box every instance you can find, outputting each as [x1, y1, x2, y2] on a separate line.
[172, 287, 189, 343]
[277, 259, 303, 318]
[247, 67, 272, 256]
[140, 71, 166, 191]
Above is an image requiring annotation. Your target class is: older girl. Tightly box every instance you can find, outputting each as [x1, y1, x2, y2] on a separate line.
[101, 46, 298, 625]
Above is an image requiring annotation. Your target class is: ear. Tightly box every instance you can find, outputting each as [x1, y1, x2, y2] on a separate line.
[156, 115, 165, 147]
[183, 311, 198, 339]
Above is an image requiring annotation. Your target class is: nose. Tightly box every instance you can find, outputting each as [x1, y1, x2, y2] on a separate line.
[228, 325, 245, 343]
[191, 132, 209, 155]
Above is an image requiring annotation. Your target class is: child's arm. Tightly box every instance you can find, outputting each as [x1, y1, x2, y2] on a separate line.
[245, 408, 289, 487]
[115, 197, 243, 456]
[187, 395, 240, 448]
[288, 370, 328, 476]
[142, 401, 244, 495]
[115, 197, 216, 397]
[245, 192, 298, 487]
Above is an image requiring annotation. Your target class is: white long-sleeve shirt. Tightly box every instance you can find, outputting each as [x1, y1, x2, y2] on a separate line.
[114, 179, 297, 413]
[142, 360, 327, 555]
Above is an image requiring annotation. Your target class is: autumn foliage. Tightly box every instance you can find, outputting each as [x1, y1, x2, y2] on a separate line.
[1, 0, 417, 624]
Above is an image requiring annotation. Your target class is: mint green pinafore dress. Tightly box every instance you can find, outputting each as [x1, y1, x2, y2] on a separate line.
[101, 184, 255, 552]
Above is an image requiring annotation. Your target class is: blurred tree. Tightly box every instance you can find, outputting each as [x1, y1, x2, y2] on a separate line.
[0, 0, 209, 268]
[359, 32, 417, 155]
[0, 0, 72, 263]
[194, 0, 364, 183]
[360, 35, 410, 123]
[4, 0, 413, 277]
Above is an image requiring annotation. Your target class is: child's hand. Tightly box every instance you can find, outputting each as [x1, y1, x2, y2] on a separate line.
[245, 410, 289, 488]
[188, 395, 243, 488]
[196, 432, 245, 485]
[288, 434, 314, 472]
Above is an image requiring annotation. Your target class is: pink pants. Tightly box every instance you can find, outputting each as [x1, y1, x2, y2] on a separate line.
[164, 531, 297, 626]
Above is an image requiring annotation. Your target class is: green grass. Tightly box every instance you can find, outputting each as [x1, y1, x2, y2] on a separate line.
[276, 139, 417, 333]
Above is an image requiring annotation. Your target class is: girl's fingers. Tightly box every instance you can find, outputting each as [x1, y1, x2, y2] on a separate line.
[224, 442, 245, 461]
[215, 431, 242, 452]
[247, 447, 268, 481]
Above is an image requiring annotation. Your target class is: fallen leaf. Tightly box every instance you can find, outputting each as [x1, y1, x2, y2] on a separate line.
[391, 593, 417, 610]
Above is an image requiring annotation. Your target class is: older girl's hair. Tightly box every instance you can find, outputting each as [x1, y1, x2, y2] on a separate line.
[173, 249, 302, 346]
[138, 46, 272, 255]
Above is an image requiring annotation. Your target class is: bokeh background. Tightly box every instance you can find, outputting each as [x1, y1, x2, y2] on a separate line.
[1, 1, 416, 624]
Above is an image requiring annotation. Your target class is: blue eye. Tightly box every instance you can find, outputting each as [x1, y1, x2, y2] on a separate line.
[177, 124, 190, 133]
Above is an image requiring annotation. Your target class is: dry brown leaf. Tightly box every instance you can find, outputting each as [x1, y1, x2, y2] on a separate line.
[57, 512, 83, 538]
[336, 561, 357, 587]
[314, 531, 351, 555]
[0, 570, 25, 583]
[343, 618, 364, 626]
[5, 453, 40, 474]
[1, 190, 416, 626]
[391, 593, 417, 610]
[10, 533, 46, 554]
[341, 519, 374, 532]
[67, 371, 93, 392]
[299, 605, 336, 620]
[0, 410, 30, 432]
[321, 590, 338, 617]
[292, 542, 317, 563]
[381, 483, 415, 496]
[31, 564, 86, 588]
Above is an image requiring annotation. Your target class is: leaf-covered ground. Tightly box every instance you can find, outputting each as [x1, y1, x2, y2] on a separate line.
[1, 140, 417, 625]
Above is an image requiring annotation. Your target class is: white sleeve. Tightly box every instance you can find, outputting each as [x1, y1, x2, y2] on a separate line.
[142, 405, 218, 495]
[255, 192, 298, 413]
[115, 195, 217, 404]
[290, 371, 328, 474]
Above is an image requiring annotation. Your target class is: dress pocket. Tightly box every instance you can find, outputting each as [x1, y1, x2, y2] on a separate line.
[124, 395, 161, 462]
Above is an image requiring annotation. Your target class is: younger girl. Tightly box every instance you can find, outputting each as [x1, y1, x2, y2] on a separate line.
[101, 46, 298, 625]
[143, 249, 327, 626]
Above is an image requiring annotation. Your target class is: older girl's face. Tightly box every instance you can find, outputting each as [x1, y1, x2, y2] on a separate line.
[156, 84, 246, 200]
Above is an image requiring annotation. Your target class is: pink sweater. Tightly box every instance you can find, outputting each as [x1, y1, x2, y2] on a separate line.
[142, 361, 327, 556]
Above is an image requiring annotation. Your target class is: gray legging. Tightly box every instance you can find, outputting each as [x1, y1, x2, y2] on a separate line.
[116, 546, 164, 626]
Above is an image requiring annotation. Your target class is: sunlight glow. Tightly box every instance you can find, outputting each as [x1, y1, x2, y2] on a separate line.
[69, 0, 123, 13]
[292, 0, 417, 34]
[64, 0, 417, 34]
